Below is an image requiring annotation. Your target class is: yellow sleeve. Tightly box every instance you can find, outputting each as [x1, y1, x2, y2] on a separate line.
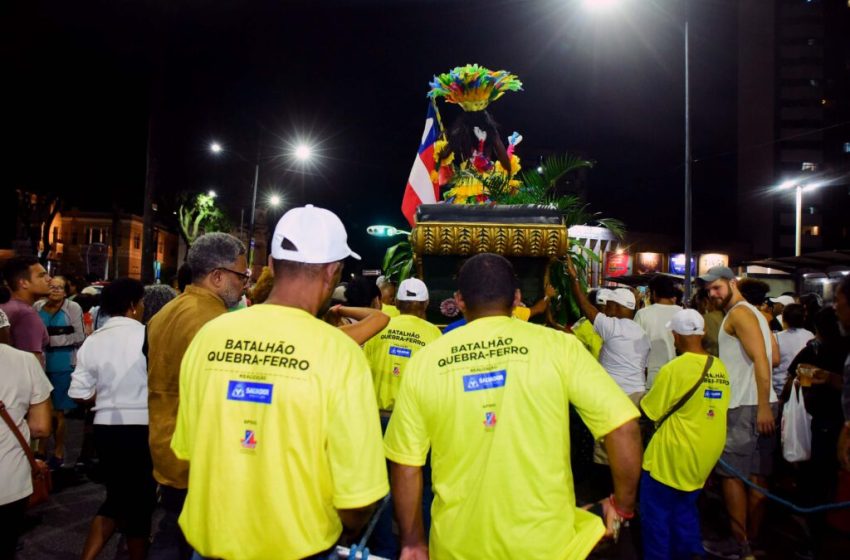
[512, 306, 531, 322]
[327, 345, 389, 509]
[384, 353, 430, 466]
[563, 336, 640, 439]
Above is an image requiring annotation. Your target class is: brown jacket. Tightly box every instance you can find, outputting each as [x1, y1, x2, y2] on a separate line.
[147, 285, 227, 488]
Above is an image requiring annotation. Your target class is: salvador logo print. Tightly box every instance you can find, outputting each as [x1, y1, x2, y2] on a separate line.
[227, 381, 274, 404]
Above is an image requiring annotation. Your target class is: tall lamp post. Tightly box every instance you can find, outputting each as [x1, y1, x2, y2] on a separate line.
[583, 0, 692, 300]
[777, 179, 822, 257]
[210, 142, 261, 266]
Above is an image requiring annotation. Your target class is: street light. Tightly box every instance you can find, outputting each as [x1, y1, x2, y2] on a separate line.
[584, 0, 693, 301]
[210, 140, 261, 266]
[777, 179, 823, 257]
[367, 225, 411, 238]
[294, 144, 313, 162]
[268, 194, 282, 208]
[208, 189, 217, 198]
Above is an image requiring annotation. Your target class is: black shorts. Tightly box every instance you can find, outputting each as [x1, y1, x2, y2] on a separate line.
[94, 425, 157, 537]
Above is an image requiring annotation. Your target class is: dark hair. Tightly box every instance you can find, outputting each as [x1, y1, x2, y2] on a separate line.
[68, 275, 88, 294]
[782, 303, 805, 329]
[177, 263, 193, 292]
[2, 256, 40, 291]
[457, 253, 518, 311]
[588, 289, 600, 307]
[345, 276, 381, 308]
[813, 307, 841, 342]
[649, 275, 677, 299]
[73, 293, 98, 313]
[100, 278, 145, 317]
[737, 278, 769, 306]
[440, 110, 502, 167]
[143, 284, 178, 323]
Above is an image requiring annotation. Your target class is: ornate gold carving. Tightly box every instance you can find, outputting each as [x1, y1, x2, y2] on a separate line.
[411, 221, 568, 258]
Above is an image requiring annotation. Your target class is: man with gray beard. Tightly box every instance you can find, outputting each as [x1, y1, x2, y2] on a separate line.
[145, 232, 248, 559]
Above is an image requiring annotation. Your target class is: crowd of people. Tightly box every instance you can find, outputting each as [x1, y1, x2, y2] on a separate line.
[1, 204, 849, 560]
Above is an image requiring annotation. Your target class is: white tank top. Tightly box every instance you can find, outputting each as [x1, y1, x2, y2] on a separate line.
[719, 301, 778, 409]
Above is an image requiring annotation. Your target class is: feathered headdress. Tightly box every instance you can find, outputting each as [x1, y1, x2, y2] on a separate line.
[428, 64, 523, 112]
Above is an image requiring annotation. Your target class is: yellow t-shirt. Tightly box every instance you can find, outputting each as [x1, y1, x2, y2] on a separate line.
[511, 305, 531, 321]
[363, 314, 442, 411]
[382, 303, 400, 317]
[571, 317, 602, 360]
[641, 352, 730, 491]
[384, 316, 640, 560]
[171, 305, 389, 560]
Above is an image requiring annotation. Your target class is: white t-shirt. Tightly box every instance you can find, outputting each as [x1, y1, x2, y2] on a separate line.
[773, 328, 815, 395]
[69, 316, 149, 425]
[0, 344, 53, 506]
[634, 303, 682, 389]
[593, 313, 651, 394]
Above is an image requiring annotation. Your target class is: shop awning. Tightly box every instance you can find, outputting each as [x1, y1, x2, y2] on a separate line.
[742, 250, 850, 273]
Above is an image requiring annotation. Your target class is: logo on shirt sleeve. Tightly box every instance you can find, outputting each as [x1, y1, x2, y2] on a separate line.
[389, 346, 412, 358]
[704, 389, 723, 399]
[463, 370, 507, 392]
[483, 411, 498, 428]
[227, 381, 274, 404]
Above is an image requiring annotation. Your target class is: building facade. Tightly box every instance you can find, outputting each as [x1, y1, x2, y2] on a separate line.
[738, 0, 850, 258]
[47, 211, 179, 281]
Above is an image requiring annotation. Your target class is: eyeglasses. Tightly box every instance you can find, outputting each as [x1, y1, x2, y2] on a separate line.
[216, 267, 252, 283]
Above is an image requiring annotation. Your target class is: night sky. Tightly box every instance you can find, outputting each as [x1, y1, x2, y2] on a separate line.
[4, 0, 738, 265]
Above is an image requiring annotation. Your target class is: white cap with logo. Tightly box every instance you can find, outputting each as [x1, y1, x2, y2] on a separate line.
[596, 288, 615, 305]
[608, 288, 636, 310]
[666, 309, 705, 336]
[397, 278, 429, 302]
[270, 205, 360, 263]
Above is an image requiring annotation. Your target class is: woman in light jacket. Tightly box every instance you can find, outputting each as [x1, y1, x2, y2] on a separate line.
[34, 275, 86, 468]
[69, 278, 155, 560]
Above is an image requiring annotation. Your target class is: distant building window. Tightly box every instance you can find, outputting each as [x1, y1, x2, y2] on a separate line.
[133, 234, 141, 249]
[87, 227, 109, 244]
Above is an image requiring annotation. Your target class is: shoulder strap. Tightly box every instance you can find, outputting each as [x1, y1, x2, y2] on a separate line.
[654, 356, 713, 429]
[0, 400, 39, 473]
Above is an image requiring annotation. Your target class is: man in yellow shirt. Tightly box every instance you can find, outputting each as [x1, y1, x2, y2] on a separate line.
[171, 205, 388, 560]
[364, 277, 442, 418]
[385, 253, 643, 560]
[639, 309, 729, 560]
[363, 277, 441, 558]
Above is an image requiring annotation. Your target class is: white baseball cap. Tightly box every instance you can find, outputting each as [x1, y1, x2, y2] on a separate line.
[270, 205, 360, 263]
[397, 278, 429, 302]
[666, 308, 705, 336]
[608, 288, 636, 310]
[596, 288, 615, 305]
[769, 295, 795, 307]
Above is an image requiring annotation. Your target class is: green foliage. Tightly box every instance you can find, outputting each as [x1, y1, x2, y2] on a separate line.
[177, 193, 231, 248]
[382, 240, 414, 283]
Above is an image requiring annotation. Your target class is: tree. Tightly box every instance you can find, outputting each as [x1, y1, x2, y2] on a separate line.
[15, 189, 62, 265]
[177, 192, 231, 256]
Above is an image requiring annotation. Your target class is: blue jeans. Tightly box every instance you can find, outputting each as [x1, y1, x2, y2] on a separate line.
[640, 470, 704, 560]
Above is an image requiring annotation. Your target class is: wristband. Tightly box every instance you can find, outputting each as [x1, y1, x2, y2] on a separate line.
[609, 494, 635, 520]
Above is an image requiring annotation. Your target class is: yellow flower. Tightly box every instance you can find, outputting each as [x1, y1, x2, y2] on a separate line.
[494, 154, 522, 177]
[447, 179, 484, 200]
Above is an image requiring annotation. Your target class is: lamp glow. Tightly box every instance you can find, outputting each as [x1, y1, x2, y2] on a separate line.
[269, 194, 282, 207]
[210, 142, 223, 154]
[294, 144, 313, 161]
